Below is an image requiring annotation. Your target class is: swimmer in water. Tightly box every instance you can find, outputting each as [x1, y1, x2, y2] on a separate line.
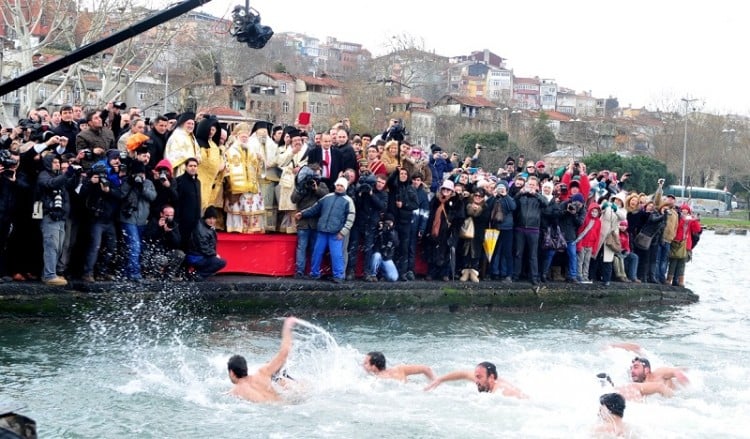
[616, 356, 689, 401]
[424, 361, 528, 399]
[227, 316, 299, 403]
[362, 351, 436, 383]
[594, 393, 628, 437]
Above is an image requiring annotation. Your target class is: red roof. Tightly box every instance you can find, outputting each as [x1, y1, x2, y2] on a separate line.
[297, 75, 343, 88]
[267, 72, 295, 82]
[447, 95, 495, 108]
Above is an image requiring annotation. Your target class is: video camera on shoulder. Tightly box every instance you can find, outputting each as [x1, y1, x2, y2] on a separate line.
[113, 101, 127, 110]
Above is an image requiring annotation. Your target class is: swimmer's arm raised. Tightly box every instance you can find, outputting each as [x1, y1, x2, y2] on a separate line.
[258, 317, 298, 378]
[397, 364, 436, 381]
[424, 370, 473, 391]
[653, 366, 690, 385]
[608, 342, 643, 354]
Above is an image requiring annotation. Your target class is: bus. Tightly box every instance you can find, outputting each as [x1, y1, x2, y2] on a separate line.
[663, 185, 734, 217]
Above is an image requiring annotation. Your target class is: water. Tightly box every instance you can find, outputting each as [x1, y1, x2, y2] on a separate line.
[1, 231, 749, 438]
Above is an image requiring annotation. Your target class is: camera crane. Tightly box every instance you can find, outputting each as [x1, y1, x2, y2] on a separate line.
[0, 0, 214, 98]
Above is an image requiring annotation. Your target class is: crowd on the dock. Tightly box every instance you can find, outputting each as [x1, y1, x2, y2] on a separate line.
[0, 104, 701, 287]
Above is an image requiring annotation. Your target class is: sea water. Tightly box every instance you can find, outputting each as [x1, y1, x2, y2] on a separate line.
[1, 231, 749, 438]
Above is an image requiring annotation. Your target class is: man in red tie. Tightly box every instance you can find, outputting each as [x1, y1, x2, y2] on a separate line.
[309, 133, 340, 190]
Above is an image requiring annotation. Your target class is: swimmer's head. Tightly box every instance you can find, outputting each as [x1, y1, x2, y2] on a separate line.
[228, 355, 248, 382]
[630, 357, 651, 383]
[599, 393, 625, 418]
[475, 361, 498, 393]
[365, 351, 386, 372]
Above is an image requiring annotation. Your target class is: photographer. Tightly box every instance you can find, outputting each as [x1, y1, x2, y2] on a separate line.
[79, 161, 123, 282]
[36, 153, 78, 286]
[149, 159, 178, 221]
[0, 149, 20, 280]
[556, 193, 586, 283]
[143, 204, 185, 280]
[512, 176, 549, 286]
[428, 144, 454, 194]
[371, 213, 399, 282]
[382, 118, 407, 143]
[387, 166, 418, 281]
[76, 110, 115, 169]
[560, 160, 590, 203]
[119, 161, 157, 281]
[291, 164, 329, 278]
[347, 172, 388, 281]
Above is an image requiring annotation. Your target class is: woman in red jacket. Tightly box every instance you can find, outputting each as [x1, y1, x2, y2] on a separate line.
[666, 204, 702, 286]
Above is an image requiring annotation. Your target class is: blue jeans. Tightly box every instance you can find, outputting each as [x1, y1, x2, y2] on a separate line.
[490, 229, 514, 277]
[187, 254, 227, 278]
[40, 216, 65, 281]
[656, 241, 670, 283]
[347, 226, 376, 276]
[513, 229, 540, 281]
[541, 240, 578, 280]
[84, 222, 117, 276]
[310, 231, 345, 279]
[295, 228, 316, 275]
[371, 252, 398, 281]
[623, 251, 639, 281]
[121, 223, 145, 279]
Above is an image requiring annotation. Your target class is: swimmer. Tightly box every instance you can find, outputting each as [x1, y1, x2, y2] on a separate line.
[424, 361, 528, 399]
[593, 393, 628, 437]
[616, 356, 689, 401]
[362, 351, 436, 382]
[227, 316, 300, 403]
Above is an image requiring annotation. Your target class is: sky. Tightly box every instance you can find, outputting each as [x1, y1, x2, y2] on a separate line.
[192, 0, 749, 116]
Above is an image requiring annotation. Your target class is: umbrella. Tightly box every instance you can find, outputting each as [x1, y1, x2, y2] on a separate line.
[484, 228, 499, 263]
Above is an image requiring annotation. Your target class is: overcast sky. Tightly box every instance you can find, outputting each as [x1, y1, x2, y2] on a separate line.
[196, 0, 749, 116]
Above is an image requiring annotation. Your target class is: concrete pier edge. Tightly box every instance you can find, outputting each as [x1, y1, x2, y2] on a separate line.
[0, 275, 699, 317]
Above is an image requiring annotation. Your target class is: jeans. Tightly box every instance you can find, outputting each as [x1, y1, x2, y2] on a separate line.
[295, 228, 316, 275]
[577, 247, 593, 281]
[121, 222, 145, 279]
[541, 240, 578, 280]
[187, 254, 227, 278]
[84, 221, 117, 276]
[656, 241, 670, 283]
[310, 231, 345, 279]
[623, 251, 639, 281]
[490, 229, 514, 277]
[347, 226, 376, 276]
[40, 216, 65, 281]
[513, 229, 540, 281]
[371, 252, 398, 282]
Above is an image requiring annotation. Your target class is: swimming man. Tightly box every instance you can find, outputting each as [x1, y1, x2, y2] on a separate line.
[617, 356, 689, 401]
[424, 361, 528, 398]
[362, 351, 435, 382]
[227, 316, 299, 403]
[594, 392, 628, 437]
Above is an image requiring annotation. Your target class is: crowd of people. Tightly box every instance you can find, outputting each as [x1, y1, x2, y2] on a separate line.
[0, 105, 701, 287]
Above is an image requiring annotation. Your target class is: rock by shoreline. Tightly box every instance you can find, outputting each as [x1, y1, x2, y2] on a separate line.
[0, 275, 699, 317]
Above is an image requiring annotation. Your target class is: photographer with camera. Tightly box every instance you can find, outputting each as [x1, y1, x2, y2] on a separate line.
[36, 153, 79, 286]
[346, 172, 388, 281]
[79, 159, 124, 282]
[290, 164, 329, 278]
[119, 160, 157, 281]
[149, 159, 178, 221]
[382, 119, 407, 143]
[560, 160, 590, 203]
[0, 149, 20, 280]
[428, 144, 454, 194]
[76, 110, 115, 169]
[142, 204, 186, 280]
[387, 166, 418, 281]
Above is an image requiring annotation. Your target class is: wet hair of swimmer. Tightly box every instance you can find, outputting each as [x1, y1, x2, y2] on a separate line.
[632, 356, 651, 369]
[600, 393, 626, 418]
[367, 351, 387, 371]
[228, 355, 248, 378]
[478, 361, 498, 379]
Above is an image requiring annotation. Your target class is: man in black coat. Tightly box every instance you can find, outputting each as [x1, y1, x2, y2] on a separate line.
[147, 115, 170, 169]
[52, 104, 79, 155]
[175, 157, 201, 251]
[307, 133, 342, 191]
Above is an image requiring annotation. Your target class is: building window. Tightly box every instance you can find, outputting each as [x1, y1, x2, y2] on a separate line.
[282, 101, 289, 113]
[137, 91, 146, 102]
[280, 83, 287, 93]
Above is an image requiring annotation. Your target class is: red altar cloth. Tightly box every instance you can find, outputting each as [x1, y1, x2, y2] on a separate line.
[217, 232, 428, 277]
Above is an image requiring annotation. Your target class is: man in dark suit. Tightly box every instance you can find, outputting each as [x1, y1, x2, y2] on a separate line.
[307, 133, 341, 190]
